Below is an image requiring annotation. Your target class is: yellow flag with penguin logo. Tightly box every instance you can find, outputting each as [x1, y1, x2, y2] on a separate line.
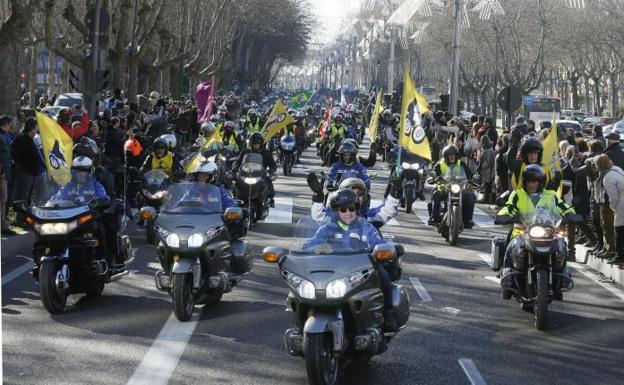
[185, 131, 223, 173]
[400, 69, 432, 161]
[542, 114, 562, 195]
[261, 99, 294, 142]
[36, 111, 73, 185]
[368, 89, 382, 142]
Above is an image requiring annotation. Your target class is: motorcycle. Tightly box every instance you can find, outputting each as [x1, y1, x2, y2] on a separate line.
[138, 169, 170, 245]
[394, 153, 427, 213]
[147, 182, 252, 321]
[280, 135, 297, 176]
[14, 171, 133, 314]
[263, 217, 410, 385]
[494, 202, 578, 330]
[234, 152, 275, 228]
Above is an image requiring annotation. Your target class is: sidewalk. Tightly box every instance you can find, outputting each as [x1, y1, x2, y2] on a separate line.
[577, 244, 624, 286]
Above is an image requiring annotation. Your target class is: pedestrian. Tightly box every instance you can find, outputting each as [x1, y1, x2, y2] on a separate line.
[10, 118, 44, 209]
[495, 134, 510, 194]
[603, 132, 624, 169]
[0, 115, 15, 234]
[478, 135, 495, 204]
[594, 154, 624, 265]
[592, 125, 606, 147]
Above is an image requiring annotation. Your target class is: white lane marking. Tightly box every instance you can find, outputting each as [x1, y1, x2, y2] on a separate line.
[370, 199, 400, 226]
[126, 312, 201, 385]
[569, 262, 624, 303]
[484, 276, 501, 284]
[440, 306, 461, 315]
[147, 262, 162, 270]
[478, 253, 492, 265]
[458, 358, 487, 385]
[411, 200, 433, 226]
[2, 261, 33, 286]
[473, 208, 495, 228]
[263, 197, 293, 224]
[409, 277, 432, 302]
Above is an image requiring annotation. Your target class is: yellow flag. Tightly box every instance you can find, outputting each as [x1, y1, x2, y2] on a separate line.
[368, 89, 382, 142]
[542, 115, 562, 194]
[261, 99, 294, 142]
[185, 131, 223, 173]
[36, 111, 73, 185]
[400, 69, 432, 161]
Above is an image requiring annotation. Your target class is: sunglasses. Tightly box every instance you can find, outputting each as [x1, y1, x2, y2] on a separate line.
[339, 206, 356, 213]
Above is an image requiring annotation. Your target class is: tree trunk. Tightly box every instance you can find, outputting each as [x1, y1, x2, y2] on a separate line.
[171, 62, 182, 99]
[593, 78, 601, 116]
[584, 76, 591, 114]
[47, 49, 57, 96]
[570, 78, 579, 110]
[128, 56, 139, 100]
[29, 43, 38, 108]
[610, 72, 619, 117]
[161, 65, 171, 96]
[0, 40, 21, 116]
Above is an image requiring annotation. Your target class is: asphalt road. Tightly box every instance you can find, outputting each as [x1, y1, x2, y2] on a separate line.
[2, 142, 624, 385]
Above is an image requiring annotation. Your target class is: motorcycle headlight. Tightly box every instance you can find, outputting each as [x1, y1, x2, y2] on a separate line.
[187, 232, 205, 248]
[401, 162, 410, 170]
[153, 190, 166, 200]
[412, 163, 420, 170]
[528, 225, 554, 239]
[282, 271, 315, 299]
[142, 188, 153, 199]
[326, 269, 373, 299]
[166, 233, 180, 248]
[450, 184, 461, 194]
[35, 221, 78, 235]
[243, 177, 259, 185]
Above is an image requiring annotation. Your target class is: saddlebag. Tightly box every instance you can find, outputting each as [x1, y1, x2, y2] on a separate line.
[491, 236, 506, 271]
[231, 240, 253, 275]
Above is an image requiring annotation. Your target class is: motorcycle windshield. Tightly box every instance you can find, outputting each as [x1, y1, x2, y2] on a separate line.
[520, 195, 563, 228]
[32, 170, 97, 209]
[143, 169, 169, 187]
[160, 182, 223, 214]
[240, 153, 264, 175]
[291, 216, 370, 255]
[443, 164, 467, 184]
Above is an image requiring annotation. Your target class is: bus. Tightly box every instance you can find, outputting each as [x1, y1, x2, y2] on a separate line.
[522, 96, 561, 124]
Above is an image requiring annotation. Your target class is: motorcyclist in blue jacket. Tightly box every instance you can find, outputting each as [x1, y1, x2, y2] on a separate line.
[325, 141, 370, 189]
[54, 156, 109, 203]
[192, 161, 235, 210]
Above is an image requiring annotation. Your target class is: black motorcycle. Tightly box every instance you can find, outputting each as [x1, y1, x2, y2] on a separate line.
[394, 153, 427, 213]
[138, 169, 170, 244]
[494, 204, 578, 330]
[280, 134, 297, 176]
[14, 171, 133, 314]
[263, 217, 410, 385]
[149, 182, 252, 321]
[234, 152, 275, 228]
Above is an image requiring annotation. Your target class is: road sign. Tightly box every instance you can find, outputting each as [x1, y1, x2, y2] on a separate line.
[497, 86, 523, 112]
[523, 95, 533, 106]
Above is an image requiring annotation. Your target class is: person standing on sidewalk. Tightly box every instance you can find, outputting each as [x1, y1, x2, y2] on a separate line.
[10, 118, 44, 210]
[0, 115, 15, 235]
[595, 154, 624, 265]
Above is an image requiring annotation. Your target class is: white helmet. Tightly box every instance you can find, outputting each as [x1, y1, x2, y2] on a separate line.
[72, 155, 94, 173]
[159, 134, 177, 150]
[195, 161, 218, 174]
[201, 122, 216, 134]
[149, 91, 160, 99]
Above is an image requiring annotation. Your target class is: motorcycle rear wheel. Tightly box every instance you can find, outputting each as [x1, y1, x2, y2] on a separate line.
[534, 269, 549, 330]
[305, 333, 340, 385]
[172, 273, 195, 322]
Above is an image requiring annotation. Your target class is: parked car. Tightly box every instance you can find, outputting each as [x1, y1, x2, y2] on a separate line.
[54, 93, 84, 108]
[555, 119, 582, 133]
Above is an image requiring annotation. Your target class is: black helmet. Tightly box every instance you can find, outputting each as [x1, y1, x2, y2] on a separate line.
[522, 164, 546, 193]
[248, 132, 264, 150]
[519, 137, 543, 164]
[338, 141, 356, 155]
[154, 137, 168, 152]
[381, 109, 392, 120]
[334, 114, 344, 123]
[329, 188, 360, 212]
[73, 142, 96, 159]
[442, 145, 459, 163]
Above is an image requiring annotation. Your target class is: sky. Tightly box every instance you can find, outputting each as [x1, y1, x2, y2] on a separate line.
[309, 0, 363, 46]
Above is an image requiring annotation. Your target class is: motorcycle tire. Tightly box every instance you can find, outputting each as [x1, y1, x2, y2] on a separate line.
[39, 261, 68, 314]
[405, 185, 415, 214]
[448, 206, 460, 246]
[305, 333, 340, 385]
[283, 161, 288, 176]
[146, 221, 156, 245]
[85, 280, 105, 298]
[172, 273, 195, 322]
[534, 269, 549, 330]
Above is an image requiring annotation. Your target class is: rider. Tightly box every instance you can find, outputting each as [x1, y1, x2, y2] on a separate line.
[508, 134, 561, 191]
[329, 113, 347, 140]
[303, 188, 399, 331]
[325, 141, 370, 190]
[139, 137, 181, 176]
[231, 132, 277, 207]
[495, 164, 575, 300]
[191, 161, 235, 209]
[310, 177, 400, 228]
[245, 109, 262, 133]
[73, 138, 115, 199]
[429, 145, 476, 228]
[221, 121, 245, 153]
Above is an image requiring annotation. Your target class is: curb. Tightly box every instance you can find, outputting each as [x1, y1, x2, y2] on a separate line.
[577, 244, 624, 286]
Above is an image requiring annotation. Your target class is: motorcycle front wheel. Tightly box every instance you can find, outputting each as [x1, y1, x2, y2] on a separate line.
[404, 184, 415, 214]
[448, 206, 460, 246]
[534, 269, 549, 330]
[39, 261, 68, 314]
[305, 333, 340, 385]
[172, 273, 195, 322]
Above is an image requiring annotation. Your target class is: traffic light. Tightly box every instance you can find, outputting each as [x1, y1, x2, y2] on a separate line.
[69, 69, 80, 91]
[96, 69, 109, 92]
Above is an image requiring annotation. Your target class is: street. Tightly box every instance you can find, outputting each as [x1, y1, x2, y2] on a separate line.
[2, 143, 624, 385]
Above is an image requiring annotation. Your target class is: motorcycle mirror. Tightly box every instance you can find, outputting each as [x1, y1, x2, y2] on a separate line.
[262, 246, 286, 263]
[224, 207, 243, 221]
[139, 206, 157, 220]
[372, 244, 396, 262]
[12, 200, 26, 213]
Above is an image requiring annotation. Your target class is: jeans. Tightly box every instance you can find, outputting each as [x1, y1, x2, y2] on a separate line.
[431, 189, 475, 224]
[616, 226, 624, 257]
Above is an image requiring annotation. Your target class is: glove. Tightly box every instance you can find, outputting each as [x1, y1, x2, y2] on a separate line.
[307, 171, 324, 195]
[494, 215, 514, 225]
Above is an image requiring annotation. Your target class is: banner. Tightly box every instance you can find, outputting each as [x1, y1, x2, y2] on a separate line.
[195, 81, 214, 124]
[261, 99, 295, 142]
[36, 111, 73, 185]
[290, 90, 313, 109]
[542, 115, 562, 194]
[184, 131, 223, 173]
[368, 88, 383, 142]
[340, 89, 349, 110]
[399, 69, 432, 161]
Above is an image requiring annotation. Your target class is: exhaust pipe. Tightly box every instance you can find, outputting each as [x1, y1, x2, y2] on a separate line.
[107, 270, 129, 283]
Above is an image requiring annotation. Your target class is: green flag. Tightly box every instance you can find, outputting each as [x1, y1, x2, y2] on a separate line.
[290, 90, 313, 109]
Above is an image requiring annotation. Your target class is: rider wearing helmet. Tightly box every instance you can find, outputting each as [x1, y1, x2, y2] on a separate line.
[303, 188, 398, 331]
[429, 145, 476, 228]
[232, 132, 277, 206]
[245, 109, 261, 133]
[220, 120, 244, 153]
[73, 138, 115, 198]
[329, 113, 347, 140]
[191, 161, 235, 209]
[325, 141, 370, 189]
[507, 127, 562, 191]
[495, 164, 575, 299]
[140, 137, 181, 176]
